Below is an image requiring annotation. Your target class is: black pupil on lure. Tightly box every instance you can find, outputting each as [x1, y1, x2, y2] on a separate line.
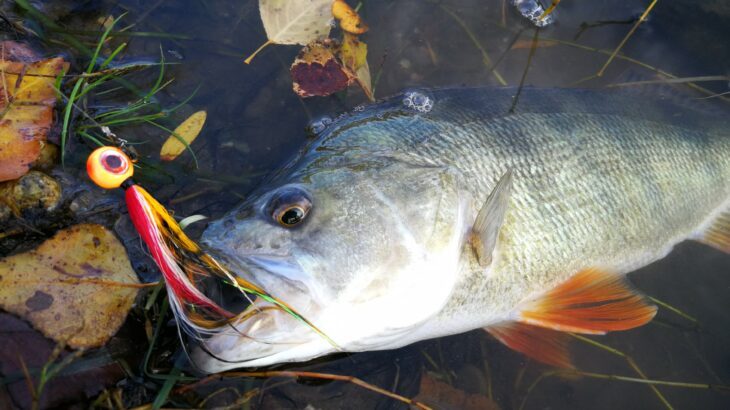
[104, 154, 123, 172]
[281, 207, 304, 225]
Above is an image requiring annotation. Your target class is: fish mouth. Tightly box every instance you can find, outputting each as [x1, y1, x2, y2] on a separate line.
[192, 253, 335, 372]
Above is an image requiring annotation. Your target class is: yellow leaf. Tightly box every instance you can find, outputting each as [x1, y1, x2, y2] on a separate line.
[338, 33, 374, 101]
[160, 110, 207, 161]
[0, 224, 140, 348]
[340, 32, 367, 70]
[245, 0, 333, 64]
[332, 0, 369, 34]
[0, 47, 68, 182]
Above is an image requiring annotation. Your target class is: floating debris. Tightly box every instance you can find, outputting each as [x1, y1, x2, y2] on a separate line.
[402, 90, 434, 113]
[511, 0, 556, 27]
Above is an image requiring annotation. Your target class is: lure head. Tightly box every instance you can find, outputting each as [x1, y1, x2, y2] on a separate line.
[87, 146, 134, 189]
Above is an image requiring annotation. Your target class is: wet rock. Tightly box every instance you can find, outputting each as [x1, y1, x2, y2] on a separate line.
[0, 171, 61, 218]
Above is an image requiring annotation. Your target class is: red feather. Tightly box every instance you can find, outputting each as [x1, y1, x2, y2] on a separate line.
[125, 185, 232, 318]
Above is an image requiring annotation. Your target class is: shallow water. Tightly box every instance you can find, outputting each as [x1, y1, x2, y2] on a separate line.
[3, 0, 730, 408]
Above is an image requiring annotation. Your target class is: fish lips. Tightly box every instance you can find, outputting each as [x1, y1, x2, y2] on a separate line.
[192, 253, 335, 372]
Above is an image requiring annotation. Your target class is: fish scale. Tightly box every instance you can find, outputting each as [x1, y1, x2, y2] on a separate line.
[404, 104, 729, 338]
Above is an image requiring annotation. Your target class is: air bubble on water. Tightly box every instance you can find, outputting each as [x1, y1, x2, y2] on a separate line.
[402, 90, 434, 113]
[353, 105, 365, 112]
[306, 116, 333, 136]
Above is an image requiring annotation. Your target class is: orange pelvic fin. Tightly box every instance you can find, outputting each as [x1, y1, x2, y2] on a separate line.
[698, 209, 730, 254]
[517, 268, 657, 334]
[485, 322, 572, 368]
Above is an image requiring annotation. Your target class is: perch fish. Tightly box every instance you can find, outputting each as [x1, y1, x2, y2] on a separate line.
[194, 87, 730, 372]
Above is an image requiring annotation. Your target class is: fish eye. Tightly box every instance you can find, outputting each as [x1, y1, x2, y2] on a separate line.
[87, 146, 134, 189]
[267, 187, 312, 228]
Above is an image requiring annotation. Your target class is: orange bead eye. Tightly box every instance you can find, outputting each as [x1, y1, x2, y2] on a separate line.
[87, 146, 134, 189]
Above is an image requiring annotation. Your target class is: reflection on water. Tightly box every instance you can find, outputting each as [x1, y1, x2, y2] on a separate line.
[11, 0, 730, 408]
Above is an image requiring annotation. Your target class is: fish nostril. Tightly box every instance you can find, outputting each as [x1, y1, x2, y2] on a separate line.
[270, 243, 280, 249]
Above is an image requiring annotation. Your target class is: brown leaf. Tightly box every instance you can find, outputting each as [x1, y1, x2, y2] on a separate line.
[0, 43, 68, 182]
[0, 313, 125, 409]
[291, 41, 354, 98]
[414, 373, 501, 410]
[332, 0, 369, 34]
[0, 224, 140, 348]
[510, 39, 559, 50]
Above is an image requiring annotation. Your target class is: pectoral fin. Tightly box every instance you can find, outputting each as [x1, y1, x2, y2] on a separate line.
[470, 170, 513, 267]
[698, 209, 730, 254]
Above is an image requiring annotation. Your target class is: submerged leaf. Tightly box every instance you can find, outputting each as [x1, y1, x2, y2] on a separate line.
[0, 224, 140, 348]
[0, 46, 68, 181]
[415, 373, 500, 410]
[332, 0, 369, 34]
[291, 41, 354, 97]
[245, 0, 333, 64]
[160, 110, 207, 161]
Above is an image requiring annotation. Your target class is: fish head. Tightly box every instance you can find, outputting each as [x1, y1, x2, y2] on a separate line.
[195, 158, 469, 371]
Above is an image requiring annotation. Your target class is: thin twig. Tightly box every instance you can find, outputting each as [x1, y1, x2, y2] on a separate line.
[609, 75, 730, 88]
[509, 28, 540, 114]
[9, 278, 159, 288]
[178, 370, 433, 410]
[596, 0, 659, 77]
[440, 5, 508, 86]
[571, 334, 673, 409]
[566, 370, 730, 391]
[648, 296, 699, 324]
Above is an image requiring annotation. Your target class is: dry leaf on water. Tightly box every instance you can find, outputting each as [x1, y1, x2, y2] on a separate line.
[291, 41, 354, 97]
[245, 0, 333, 64]
[160, 110, 207, 161]
[0, 43, 68, 182]
[339, 32, 374, 101]
[0, 224, 140, 348]
[332, 0, 369, 34]
[291, 25, 374, 100]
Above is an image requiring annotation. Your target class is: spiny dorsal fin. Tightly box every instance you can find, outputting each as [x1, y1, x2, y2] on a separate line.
[698, 209, 730, 254]
[517, 268, 657, 334]
[470, 170, 513, 267]
[485, 322, 572, 368]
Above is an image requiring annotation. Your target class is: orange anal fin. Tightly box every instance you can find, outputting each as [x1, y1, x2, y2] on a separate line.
[485, 322, 573, 368]
[518, 268, 657, 334]
[699, 210, 730, 254]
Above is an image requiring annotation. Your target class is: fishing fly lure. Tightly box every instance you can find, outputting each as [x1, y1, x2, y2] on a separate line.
[86, 146, 333, 344]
